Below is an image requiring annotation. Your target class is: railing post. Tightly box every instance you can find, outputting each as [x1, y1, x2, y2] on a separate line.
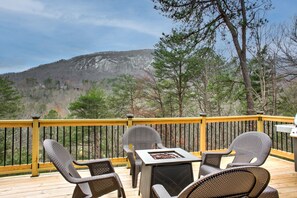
[127, 114, 134, 128]
[31, 115, 40, 177]
[126, 114, 134, 168]
[199, 113, 207, 154]
[257, 111, 264, 132]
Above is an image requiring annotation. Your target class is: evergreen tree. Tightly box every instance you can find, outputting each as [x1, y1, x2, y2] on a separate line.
[0, 77, 22, 119]
[44, 109, 60, 119]
[153, 31, 200, 116]
[69, 87, 108, 119]
[108, 75, 141, 117]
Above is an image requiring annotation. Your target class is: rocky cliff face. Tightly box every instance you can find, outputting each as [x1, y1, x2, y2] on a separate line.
[3, 49, 154, 118]
[6, 49, 154, 86]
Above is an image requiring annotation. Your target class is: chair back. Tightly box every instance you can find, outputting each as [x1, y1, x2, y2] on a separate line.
[43, 139, 81, 183]
[229, 132, 272, 165]
[123, 125, 162, 150]
[178, 166, 270, 198]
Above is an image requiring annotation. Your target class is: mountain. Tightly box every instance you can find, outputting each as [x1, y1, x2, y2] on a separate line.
[6, 49, 154, 88]
[2, 49, 154, 118]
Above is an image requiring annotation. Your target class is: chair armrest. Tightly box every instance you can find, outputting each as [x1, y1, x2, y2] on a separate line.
[70, 173, 125, 198]
[202, 150, 231, 156]
[70, 173, 116, 184]
[123, 145, 133, 153]
[157, 143, 166, 149]
[227, 161, 261, 168]
[123, 145, 136, 165]
[74, 158, 111, 166]
[201, 150, 232, 168]
[152, 184, 174, 198]
[74, 159, 115, 175]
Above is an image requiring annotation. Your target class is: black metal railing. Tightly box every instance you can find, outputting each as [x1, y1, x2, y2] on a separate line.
[206, 120, 257, 150]
[150, 123, 200, 152]
[0, 127, 31, 166]
[0, 115, 294, 176]
[40, 125, 126, 163]
[264, 121, 293, 153]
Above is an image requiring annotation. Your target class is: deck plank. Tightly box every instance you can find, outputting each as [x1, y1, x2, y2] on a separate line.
[0, 156, 296, 198]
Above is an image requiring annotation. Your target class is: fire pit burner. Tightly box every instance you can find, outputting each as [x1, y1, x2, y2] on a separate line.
[149, 151, 182, 159]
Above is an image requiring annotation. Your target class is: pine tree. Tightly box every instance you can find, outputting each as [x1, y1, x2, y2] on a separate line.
[0, 77, 22, 119]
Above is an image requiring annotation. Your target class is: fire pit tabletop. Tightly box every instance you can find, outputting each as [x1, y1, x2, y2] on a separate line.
[135, 148, 201, 165]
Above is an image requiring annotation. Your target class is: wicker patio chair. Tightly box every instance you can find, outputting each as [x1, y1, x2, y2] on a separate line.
[123, 125, 166, 188]
[199, 131, 272, 178]
[43, 139, 126, 198]
[152, 166, 279, 198]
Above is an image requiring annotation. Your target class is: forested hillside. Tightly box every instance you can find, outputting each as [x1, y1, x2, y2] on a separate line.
[1, 49, 154, 118]
[1, 1, 296, 119]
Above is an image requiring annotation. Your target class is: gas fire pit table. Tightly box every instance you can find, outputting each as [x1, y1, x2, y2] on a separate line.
[135, 148, 201, 198]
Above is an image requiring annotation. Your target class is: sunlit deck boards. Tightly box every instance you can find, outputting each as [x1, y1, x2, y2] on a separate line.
[0, 156, 296, 198]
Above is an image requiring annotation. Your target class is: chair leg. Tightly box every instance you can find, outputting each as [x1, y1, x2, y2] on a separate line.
[132, 172, 137, 188]
[130, 166, 134, 187]
[72, 185, 88, 198]
[133, 166, 141, 188]
[117, 187, 126, 198]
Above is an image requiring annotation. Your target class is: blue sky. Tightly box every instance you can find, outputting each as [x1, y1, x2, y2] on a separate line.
[0, 0, 296, 74]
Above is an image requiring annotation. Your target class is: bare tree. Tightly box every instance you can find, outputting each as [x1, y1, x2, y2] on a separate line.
[141, 69, 167, 117]
[248, 23, 278, 114]
[275, 16, 297, 80]
[153, 0, 272, 114]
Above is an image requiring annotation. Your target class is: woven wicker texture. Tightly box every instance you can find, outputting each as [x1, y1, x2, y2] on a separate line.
[87, 161, 115, 176]
[123, 125, 166, 188]
[43, 139, 126, 198]
[152, 163, 193, 196]
[153, 166, 277, 198]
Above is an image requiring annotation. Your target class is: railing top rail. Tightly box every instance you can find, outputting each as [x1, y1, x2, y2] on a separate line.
[0, 120, 32, 128]
[39, 119, 128, 127]
[205, 115, 259, 123]
[0, 115, 295, 128]
[132, 117, 202, 125]
[262, 115, 294, 123]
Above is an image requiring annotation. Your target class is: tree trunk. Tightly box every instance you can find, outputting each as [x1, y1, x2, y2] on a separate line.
[240, 58, 255, 114]
[216, 0, 255, 114]
[271, 55, 277, 115]
[178, 63, 183, 117]
[203, 66, 209, 114]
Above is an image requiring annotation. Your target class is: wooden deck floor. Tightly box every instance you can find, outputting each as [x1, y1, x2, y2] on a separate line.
[0, 156, 296, 198]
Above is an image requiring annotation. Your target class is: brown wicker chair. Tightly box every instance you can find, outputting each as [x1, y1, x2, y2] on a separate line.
[152, 166, 279, 198]
[43, 139, 126, 198]
[123, 125, 166, 188]
[199, 131, 272, 178]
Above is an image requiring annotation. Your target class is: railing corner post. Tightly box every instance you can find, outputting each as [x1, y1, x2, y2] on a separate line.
[257, 111, 264, 132]
[126, 114, 134, 128]
[31, 114, 40, 177]
[199, 113, 207, 154]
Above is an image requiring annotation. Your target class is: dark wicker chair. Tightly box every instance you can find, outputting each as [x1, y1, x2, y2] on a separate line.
[199, 131, 272, 178]
[123, 125, 166, 188]
[152, 166, 279, 198]
[43, 139, 126, 198]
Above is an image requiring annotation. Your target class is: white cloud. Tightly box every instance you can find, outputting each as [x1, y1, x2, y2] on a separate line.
[0, 0, 60, 19]
[79, 17, 162, 37]
[0, 0, 165, 37]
